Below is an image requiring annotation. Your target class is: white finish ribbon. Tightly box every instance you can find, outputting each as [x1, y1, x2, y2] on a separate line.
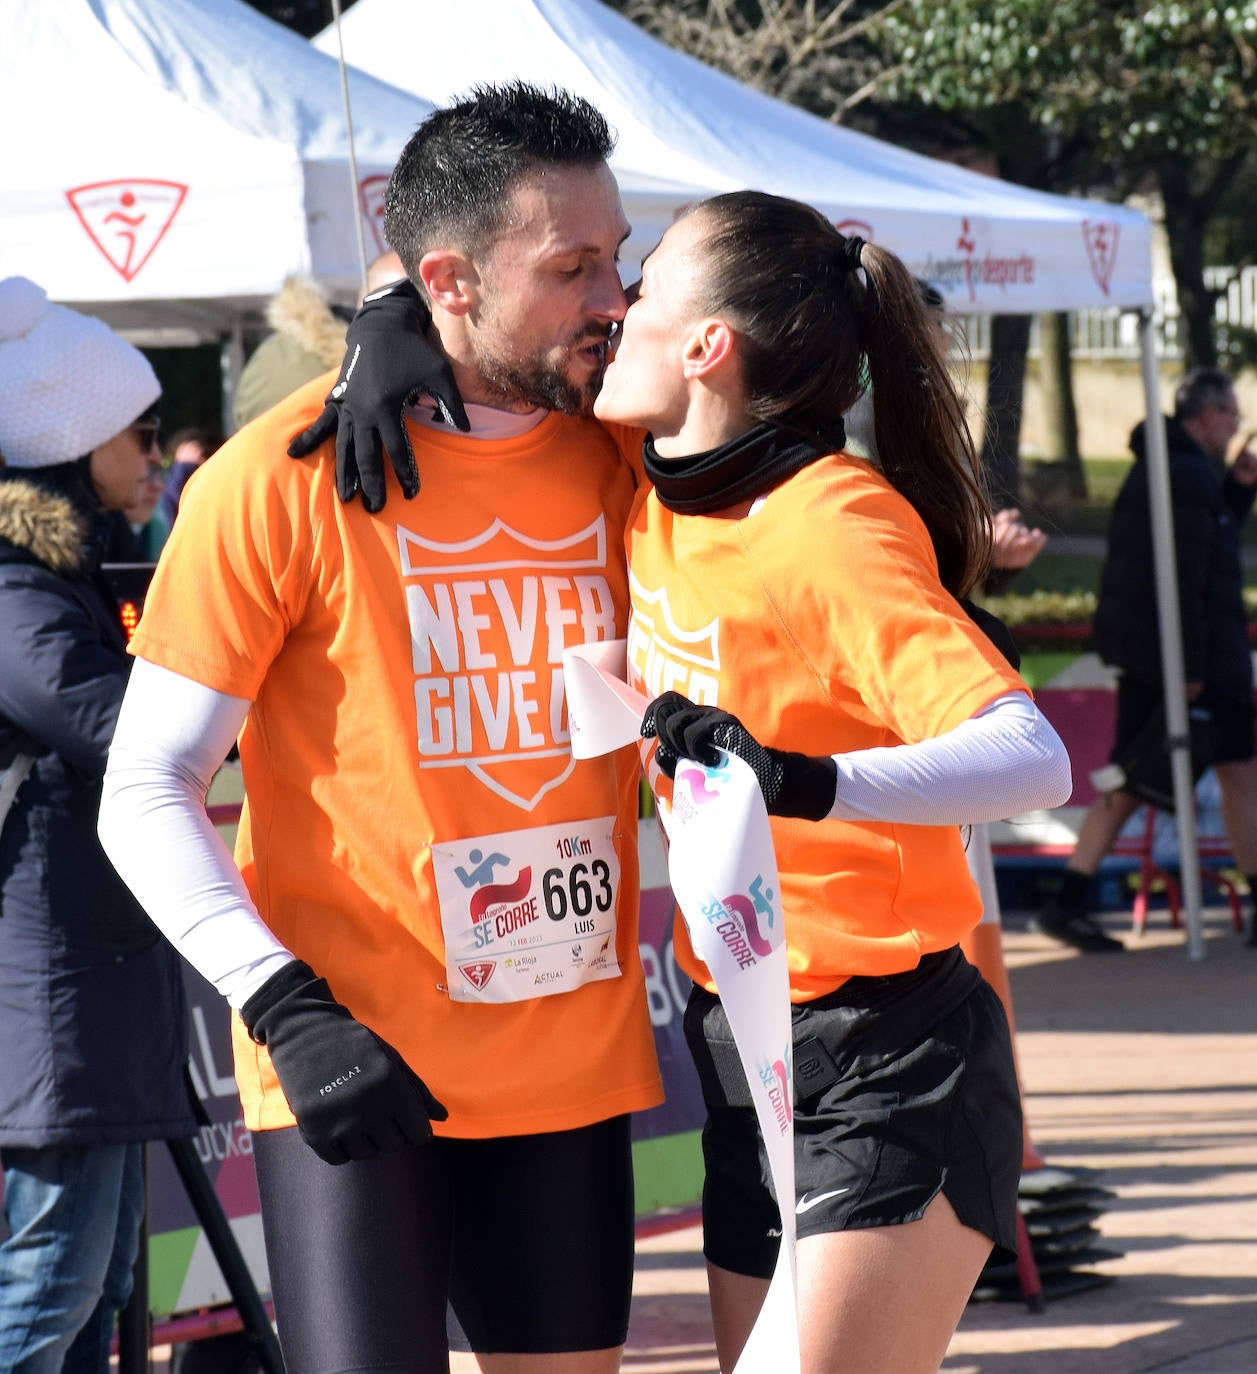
[562, 641, 801, 1373]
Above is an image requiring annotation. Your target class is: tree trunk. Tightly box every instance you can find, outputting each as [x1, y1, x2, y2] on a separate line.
[1038, 311, 1085, 499]
[979, 314, 1032, 506]
[1160, 163, 1215, 371]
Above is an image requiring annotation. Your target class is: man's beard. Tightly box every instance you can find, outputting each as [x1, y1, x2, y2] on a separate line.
[472, 331, 611, 416]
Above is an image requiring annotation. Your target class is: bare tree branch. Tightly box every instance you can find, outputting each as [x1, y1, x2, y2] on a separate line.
[615, 0, 903, 123]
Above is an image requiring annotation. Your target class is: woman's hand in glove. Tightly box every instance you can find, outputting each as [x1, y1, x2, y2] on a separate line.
[286, 279, 469, 514]
[241, 959, 448, 1165]
[641, 691, 837, 821]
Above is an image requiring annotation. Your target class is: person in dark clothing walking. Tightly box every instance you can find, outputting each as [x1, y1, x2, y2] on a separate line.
[1035, 368, 1257, 952]
[0, 275, 197, 1373]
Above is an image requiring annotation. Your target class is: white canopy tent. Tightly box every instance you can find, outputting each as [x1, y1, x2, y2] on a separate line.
[318, 0, 1207, 953]
[316, 0, 1151, 315]
[0, 0, 441, 342]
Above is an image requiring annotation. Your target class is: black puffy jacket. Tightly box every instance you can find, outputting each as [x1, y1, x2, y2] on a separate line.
[0, 463, 196, 1147]
[1091, 416, 1255, 701]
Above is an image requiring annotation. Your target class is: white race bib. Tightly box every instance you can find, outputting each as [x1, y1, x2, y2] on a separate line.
[432, 817, 622, 1003]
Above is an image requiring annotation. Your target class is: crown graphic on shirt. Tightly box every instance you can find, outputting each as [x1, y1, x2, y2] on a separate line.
[397, 516, 607, 577]
[627, 572, 721, 677]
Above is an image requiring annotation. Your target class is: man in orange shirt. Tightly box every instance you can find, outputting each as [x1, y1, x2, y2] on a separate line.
[100, 85, 661, 1374]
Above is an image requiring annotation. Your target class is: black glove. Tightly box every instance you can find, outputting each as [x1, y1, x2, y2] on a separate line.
[240, 958, 447, 1165]
[641, 691, 837, 821]
[286, 279, 470, 514]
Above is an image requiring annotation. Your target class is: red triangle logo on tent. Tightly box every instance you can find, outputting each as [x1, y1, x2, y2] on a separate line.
[359, 175, 390, 254]
[835, 218, 874, 242]
[459, 960, 496, 991]
[66, 179, 188, 282]
[1081, 220, 1120, 297]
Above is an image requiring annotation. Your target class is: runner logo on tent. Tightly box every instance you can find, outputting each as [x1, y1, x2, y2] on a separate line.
[1081, 220, 1120, 297]
[66, 179, 187, 283]
[359, 175, 389, 254]
[957, 219, 979, 301]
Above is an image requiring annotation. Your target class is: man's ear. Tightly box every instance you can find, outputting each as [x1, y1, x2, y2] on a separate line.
[417, 250, 479, 316]
[682, 319, 735, 380]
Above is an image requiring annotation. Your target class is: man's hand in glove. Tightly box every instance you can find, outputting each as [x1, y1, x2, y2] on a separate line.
[241, 958, 447, 1165]
[641, 691, 837, 822]
[286, 278, 470, 514]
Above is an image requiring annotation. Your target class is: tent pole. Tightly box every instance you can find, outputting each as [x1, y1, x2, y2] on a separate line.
[329, 0, 371, 299]
[221, 322, 244, 438]
[1136, 309, 1205, 959]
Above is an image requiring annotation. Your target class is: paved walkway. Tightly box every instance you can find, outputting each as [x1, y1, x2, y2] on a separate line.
[625, 907, 1257, 1373]
[132, 904, 1255, 1373]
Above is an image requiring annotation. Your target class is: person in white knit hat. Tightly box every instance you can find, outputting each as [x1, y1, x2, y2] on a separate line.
[0, 277, 198, 1374]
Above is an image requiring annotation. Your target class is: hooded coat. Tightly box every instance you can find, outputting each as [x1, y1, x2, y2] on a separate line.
[0, 464, 196, 1147]
[232, 276, 349, 431]
[1090, 415, 1256, 701]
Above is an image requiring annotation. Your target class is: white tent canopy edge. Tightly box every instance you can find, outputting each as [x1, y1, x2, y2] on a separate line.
[316, 0, 1153, 316]
[0, 0, 440, 339]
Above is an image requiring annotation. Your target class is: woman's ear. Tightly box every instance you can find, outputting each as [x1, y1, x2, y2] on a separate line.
[682, 318, 735, 380]
[417, 250, 479, 316]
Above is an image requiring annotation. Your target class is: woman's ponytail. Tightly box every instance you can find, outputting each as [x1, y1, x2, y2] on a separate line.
[689, 193, 992, 594]
[859, 245, 992, 596]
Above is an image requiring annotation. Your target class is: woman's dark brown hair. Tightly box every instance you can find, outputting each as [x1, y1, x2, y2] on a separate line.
[688, 191, 992, 596]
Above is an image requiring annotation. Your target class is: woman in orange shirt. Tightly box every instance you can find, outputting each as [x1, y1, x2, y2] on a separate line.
[593, 191, 1070, 1374]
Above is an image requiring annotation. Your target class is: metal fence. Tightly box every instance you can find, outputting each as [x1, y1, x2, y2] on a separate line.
[953, 264, 1257, 361]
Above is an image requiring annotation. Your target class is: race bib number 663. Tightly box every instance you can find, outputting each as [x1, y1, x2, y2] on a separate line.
[431, 816, 622, 1003]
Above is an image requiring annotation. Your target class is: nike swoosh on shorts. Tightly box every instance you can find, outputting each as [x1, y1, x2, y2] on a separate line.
[795, 1187, 850, 1215]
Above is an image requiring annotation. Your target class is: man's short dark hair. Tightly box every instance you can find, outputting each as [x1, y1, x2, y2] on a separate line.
[1174, 367, 1234, 421]
[383, 82, 615, 284]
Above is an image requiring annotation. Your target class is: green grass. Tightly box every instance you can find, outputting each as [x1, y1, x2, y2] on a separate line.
[1017, 456, 1126, 540]
[1019, 651, 1085, 689]
[1007, 553, 1103, 596]
[1073, 457, 1132, 507]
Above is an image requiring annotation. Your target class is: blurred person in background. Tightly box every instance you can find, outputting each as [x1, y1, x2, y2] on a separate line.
[153, 425, 222, 547]
[232, 276, 351, 432]
[1035, 367, 1257, 952]
[0, 276, 197, 1374]
[231, 252, 406, 432]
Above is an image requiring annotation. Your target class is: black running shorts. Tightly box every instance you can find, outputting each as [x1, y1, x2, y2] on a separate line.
[1113, 674, 1255, 769]
[251, 1114, 635, 1371]
[685, 947, 1022, 1280]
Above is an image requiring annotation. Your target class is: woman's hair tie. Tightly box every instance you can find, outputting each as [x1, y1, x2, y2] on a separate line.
[839, 235, 866, 271]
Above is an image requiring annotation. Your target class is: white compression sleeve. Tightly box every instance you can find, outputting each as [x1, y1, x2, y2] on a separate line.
[99, 658, 294, 1008]
[826, 691, 1072, 826]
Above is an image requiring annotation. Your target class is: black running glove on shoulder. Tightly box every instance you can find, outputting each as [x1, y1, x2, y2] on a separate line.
[641, 691, 837, 821]
[286, 278, 470, 514]
[240, 958, 447, 1166]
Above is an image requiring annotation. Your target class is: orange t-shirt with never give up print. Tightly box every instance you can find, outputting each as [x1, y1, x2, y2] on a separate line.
[626, 451, 1027, 1001]
[130, 376, 661, 1138]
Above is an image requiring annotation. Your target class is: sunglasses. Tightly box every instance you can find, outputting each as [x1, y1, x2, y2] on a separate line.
[131, 418, 165, 453]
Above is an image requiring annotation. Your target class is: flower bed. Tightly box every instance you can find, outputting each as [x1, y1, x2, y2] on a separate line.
[984, 589, 1257, 653]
